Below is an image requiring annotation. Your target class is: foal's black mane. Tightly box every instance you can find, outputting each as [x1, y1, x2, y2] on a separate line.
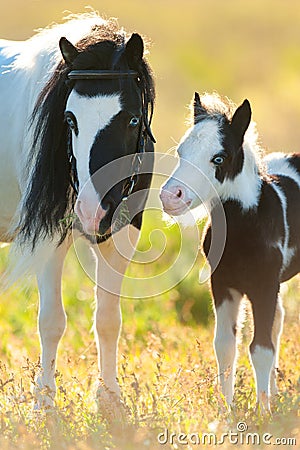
[193, 93, 236, 125]
[18, 19, 155, 248]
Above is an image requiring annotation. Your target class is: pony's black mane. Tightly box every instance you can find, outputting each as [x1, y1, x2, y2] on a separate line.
[18, 19, 155, 248]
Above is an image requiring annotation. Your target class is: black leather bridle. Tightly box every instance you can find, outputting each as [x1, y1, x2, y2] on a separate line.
[66, 69, 155, 242]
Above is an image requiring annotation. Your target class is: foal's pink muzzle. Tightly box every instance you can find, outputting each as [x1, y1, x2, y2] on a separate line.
[160, 184, 192, 216]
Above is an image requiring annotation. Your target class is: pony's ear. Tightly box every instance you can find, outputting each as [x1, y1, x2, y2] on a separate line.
[193, 92, 207, 123]
[124, 33, 144, 68]
[59, 37, 79, 66]
[231, 99, 251, 144]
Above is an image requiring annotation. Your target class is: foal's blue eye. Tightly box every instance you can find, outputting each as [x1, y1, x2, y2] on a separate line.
[129, 117, 139, 127]
[212, 155, 225, 166]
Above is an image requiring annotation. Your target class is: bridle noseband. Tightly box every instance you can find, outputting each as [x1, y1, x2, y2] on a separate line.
[66, 69, 155, 242]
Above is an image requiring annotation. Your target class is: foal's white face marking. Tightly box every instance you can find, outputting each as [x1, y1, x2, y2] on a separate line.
[162, 119, 223, 212]
[66, 91, 122, 234]
[161, 116, 261, 215]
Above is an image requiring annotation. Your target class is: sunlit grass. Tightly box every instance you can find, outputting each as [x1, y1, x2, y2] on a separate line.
[0, 211, 299, 449]
[0, 319, 298, 449]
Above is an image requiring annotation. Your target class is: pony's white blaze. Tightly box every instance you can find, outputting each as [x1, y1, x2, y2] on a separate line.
[66, 92, 122, 234]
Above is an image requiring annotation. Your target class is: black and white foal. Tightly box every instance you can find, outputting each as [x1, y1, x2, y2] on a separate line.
[160, 93, 300, 411]
[0, 15, 155, 409]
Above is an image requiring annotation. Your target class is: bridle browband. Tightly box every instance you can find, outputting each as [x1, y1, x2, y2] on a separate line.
[66, 69, 155, 243]
[68, 70, 139, 80]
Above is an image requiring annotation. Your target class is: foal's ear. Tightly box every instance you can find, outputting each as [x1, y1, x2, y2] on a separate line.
[124, 33, 144, 67]
[59, 37, 79, 66]
[231, 99, 252, 144]
[194, 92, 201, 110]
[193, 92, 207, 123]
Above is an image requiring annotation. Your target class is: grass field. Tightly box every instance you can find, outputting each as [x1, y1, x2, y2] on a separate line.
[0, 240, 299, 449]
[0, 1, 300, 449]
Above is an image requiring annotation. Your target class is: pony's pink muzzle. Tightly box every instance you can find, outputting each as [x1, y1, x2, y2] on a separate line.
[75, 199, 107, 235]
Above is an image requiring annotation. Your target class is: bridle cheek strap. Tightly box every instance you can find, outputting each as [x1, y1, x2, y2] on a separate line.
[66, 127, 79, 195]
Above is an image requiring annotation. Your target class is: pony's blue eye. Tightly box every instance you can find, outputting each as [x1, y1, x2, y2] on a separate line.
[66, 116, 76, 129]
[212, 155, 225, 166]
[65, 112, 78, 135]
[129, 117, 139, 127]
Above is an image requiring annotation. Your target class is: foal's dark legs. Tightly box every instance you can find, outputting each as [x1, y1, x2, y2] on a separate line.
[248, 284, 279, 411]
